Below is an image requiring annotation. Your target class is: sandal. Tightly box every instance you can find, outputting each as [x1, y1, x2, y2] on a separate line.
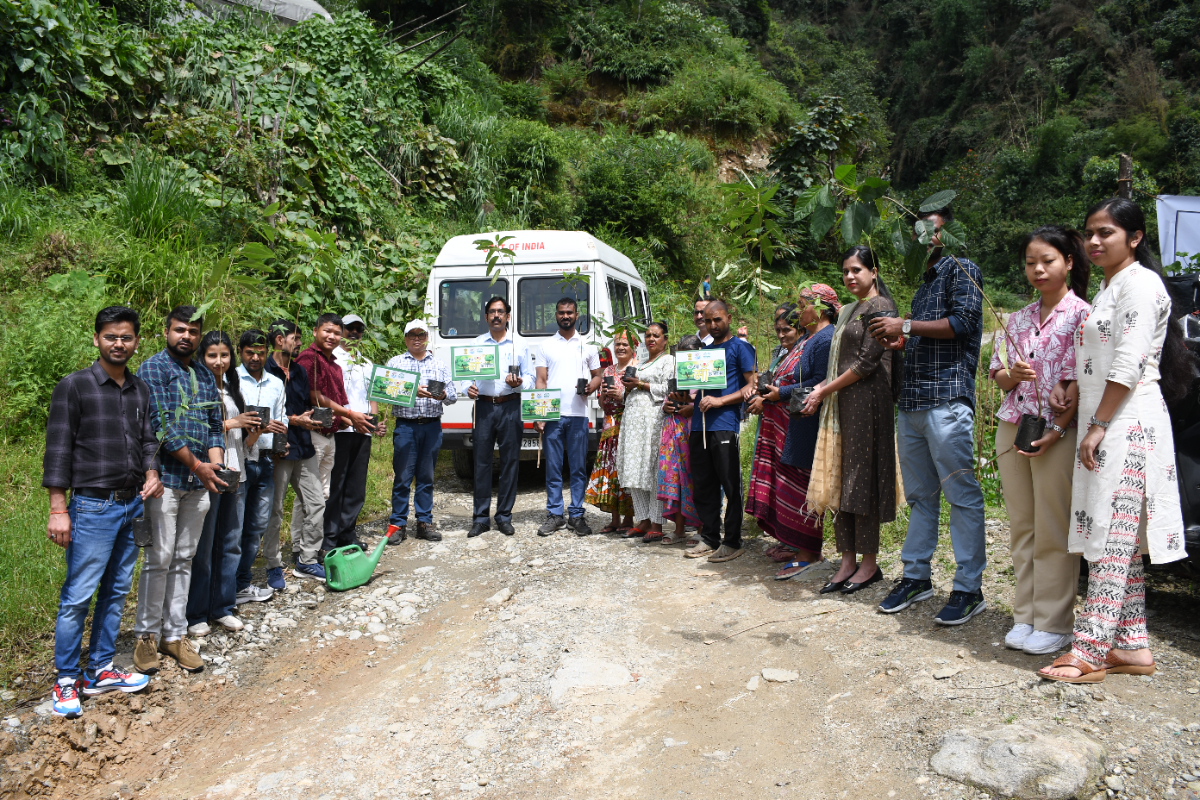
[642, 531, 664, 543]
[661, 531, 686, 545]
[774, 561, 812, 581]
[1038, 653, 1106, 684]
[599, 524, 621, 534]
[624, 527, 648, 539]
[770, 547, 799, 563]
[1104, 650, 1156, 675]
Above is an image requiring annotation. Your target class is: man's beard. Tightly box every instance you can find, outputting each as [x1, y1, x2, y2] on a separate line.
[100, 349, 131, 367]
[166, 339, 194, 358]
[557, 317, 574, 330]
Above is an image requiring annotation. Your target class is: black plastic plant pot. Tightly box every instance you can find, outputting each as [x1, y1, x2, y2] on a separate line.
[860, 309, 899, 325]
[576, 378, 589, 396]
[132, 516, 153, 548]
[1014, 413, 1047, 453]
[271, 432, 289, 455]
[365, 413, 378, 427]
[310, 407, 334, 427]
[508, 365, 522, 377]
[603, 376, 615, 387]
[757, 372, 774, 395]
[624, 365, 638, 380]
[426, 380, 446, 398]
[248, 405, 271, 430]
[793, 386, 814, 404]
[667, 378, 678, 394]
[215, 468, 239, 493]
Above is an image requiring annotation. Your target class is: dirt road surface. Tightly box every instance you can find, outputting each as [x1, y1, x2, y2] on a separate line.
[4, 465, 1200, 800]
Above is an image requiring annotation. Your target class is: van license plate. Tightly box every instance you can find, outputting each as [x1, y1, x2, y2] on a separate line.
[521, 436, 541, 450]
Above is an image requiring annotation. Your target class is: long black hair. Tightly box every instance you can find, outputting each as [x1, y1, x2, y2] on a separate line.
[840, 245, 895, 304]
[199, 330, 245, 413]
[1019, 225, 1090, 302]
[1084, 197, 1195, 405]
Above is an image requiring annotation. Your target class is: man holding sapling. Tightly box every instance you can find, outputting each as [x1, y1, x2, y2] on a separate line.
[234, 329, 288, 605]
[324, 313, 383, 553]
[385, 320, 457, 544]
[134, 306, 226, 675]
[263, 319, 327, 584]
[867, 206, 988, 626]
[43, 306, 162, 717]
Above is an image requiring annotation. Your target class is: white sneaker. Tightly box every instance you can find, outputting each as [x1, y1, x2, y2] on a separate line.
[186, 622, 211, 637]
[1023, 630, 1074, 655]
[215, 615, 244, 632]
[1004, 623, 1033, 649]
[235, 585, 274, 605]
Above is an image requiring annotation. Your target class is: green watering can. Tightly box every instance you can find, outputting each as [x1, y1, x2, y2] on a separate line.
[323, 536, 389, 591]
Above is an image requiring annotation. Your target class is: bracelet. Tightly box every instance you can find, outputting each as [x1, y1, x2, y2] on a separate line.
[50, 510, 69, 515]
[1088, 415, 1110, 430]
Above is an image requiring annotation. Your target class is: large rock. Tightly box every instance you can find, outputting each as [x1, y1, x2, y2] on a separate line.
[549, 658, 631, 703]
[930, 725, 1106, 799]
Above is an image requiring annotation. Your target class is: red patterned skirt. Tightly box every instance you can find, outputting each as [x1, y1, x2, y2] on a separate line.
[745, 402, 823, 552]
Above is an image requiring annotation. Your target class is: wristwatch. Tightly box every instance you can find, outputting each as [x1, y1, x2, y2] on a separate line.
[1048, 422, 1067, 435]
[1088, 415, 1110, 430]
[902, 319, 912, 335]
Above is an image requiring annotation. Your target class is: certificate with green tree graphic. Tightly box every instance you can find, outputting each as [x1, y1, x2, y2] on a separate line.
[367, 365, 419, 407]
[450, 345, 500, 381]
[521, 390, 561, 422]
[675, 350, 727, 390]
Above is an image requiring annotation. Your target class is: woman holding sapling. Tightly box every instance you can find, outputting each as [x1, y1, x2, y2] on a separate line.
[989, 226, 1091, 656]
[1040, 198, 1191, 683]
[586, 332, 635, 532]
[187, 331, 262, 635]
[614, 321, 674, 542]
[801, 248, 897, 594]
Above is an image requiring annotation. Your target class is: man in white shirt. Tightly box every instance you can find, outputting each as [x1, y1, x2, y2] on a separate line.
[324, 313, 383, 553]
[535, 298, 601, 537]
[694, 298, 714, 346]
[465, 297, 534, 538]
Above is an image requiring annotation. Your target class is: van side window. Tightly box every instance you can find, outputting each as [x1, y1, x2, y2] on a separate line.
[607, 277, 632, 322]
[632, 286, 648, 322]
[519, 277, 589, 336]
[439, 279, 508, 338]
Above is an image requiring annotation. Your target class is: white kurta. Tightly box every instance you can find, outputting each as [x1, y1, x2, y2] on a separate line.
[614, 354, 674, 493]
[1068, 263, 1186, 564]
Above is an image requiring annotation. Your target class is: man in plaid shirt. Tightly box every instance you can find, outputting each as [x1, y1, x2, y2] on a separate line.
[868, 207, 989, 626]
[385, 320, 456, 543]
[134, 306, 226, 675]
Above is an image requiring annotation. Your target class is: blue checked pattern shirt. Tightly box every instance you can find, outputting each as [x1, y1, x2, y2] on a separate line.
[385, 350, 458, 419]
[900, 255, 985, 412]
[137, 349, 225, 490]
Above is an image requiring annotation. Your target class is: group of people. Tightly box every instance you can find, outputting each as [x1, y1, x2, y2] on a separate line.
[41, 197, 1189, 720]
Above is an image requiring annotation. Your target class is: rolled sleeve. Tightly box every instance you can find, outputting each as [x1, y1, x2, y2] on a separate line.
[946, 260, 984, 341]
[41, 379, 77, 489]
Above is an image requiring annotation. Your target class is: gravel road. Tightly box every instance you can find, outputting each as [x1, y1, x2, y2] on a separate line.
[3, 464, 1200, 800]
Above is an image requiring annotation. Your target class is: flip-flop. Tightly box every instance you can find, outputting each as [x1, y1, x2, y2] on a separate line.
[624, 527, 648, 539]
[642, 531, 664, 543]
[1039, 653, 1106, 684]
[599, 524, 621, 534]
[769, 547, 800, 563]
[774, 561, 812, 581]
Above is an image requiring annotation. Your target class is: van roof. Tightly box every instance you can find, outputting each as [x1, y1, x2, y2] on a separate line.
[433, 230, 639, 278]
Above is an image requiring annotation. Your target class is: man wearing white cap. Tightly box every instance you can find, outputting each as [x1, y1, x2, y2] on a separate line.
[324, 313, 383, 553]
[385, 320, 456, 543]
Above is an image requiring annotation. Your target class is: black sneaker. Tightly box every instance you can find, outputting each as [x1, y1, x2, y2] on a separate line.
[568, 516, 594, 536]
[877, 578, 935, 614]
[468, 522, 490, 538]
[415, 521, 441, 541]
[496, 520, 516, 536]
[934, 591, 987, 626]
[537, 514, 566, 536]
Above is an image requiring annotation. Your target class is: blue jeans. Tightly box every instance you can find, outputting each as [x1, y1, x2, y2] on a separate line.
[391, 420, 442, 525]
[544, 416, 588, 518]
[897, 400, 987, 593]
[55, 494, 141, 678]
[236, 458, 275, 590]
[188, 481, 246, 624]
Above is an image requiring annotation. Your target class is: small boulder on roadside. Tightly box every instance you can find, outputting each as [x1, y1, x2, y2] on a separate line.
[761, 668, 799, 683]
[930, 725, 1106, 799]
[485, 588, 513, 608]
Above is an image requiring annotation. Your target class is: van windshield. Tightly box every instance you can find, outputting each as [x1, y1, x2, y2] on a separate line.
[518, 276, 589, 336]
[439, 279, 509, 339]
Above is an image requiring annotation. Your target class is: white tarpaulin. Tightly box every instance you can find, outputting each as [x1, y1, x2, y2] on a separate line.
[1157, 194, 1200, 271]
[195, 0, 331, 25]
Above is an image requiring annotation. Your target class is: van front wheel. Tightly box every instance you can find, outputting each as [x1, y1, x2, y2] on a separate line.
[452, 449, 474, 480]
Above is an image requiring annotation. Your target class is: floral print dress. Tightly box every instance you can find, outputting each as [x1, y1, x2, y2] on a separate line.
[585, 363, 633, 516]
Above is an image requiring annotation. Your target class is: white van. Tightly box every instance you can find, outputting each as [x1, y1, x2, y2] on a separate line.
[422, 230, 652, 478]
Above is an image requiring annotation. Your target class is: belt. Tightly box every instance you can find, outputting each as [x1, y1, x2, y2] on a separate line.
[74, 487, 139, 501]
[397, 417, 441, 424]
[478, 393, 519, 404]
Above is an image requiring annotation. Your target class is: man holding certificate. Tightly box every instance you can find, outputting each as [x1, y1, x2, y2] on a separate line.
[465, 297, 534, 538]
[385, 320, 456, 544]
[535, 298, 602, 537]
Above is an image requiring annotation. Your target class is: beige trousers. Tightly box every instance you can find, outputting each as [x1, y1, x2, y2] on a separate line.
[290, 431, 336, 543]
[996, 421, 1080, 634]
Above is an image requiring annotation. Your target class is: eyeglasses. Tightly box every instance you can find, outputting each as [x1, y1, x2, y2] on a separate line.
[406, 332, 428, 339]
[101, 335, 136, 344]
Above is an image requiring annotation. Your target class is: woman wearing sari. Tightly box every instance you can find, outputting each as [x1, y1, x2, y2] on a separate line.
[802, 247, 898, 594]
[585, 333, 635, 533]
[658, 335, 701, 545]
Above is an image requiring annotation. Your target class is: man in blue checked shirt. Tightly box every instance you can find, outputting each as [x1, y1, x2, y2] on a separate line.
[133, 306, 226, 676]
[385, 319, 457, 544]
[462, 296, 534, 539]
[868, 207, 989, 627]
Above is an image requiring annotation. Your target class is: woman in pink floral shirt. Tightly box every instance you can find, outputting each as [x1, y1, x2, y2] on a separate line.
[988, 225, 1091, 657]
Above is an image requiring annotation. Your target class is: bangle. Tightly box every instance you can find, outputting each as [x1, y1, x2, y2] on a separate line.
[50, 510, 69, 515]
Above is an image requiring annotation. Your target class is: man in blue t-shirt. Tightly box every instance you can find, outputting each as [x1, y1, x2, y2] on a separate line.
[688, 299, 757, 562]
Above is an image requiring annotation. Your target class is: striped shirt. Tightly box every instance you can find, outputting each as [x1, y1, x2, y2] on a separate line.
[384, 350, 457, 419]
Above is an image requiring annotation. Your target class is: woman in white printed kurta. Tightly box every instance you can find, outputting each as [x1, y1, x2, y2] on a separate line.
[1041, 199, 1187, 683]
[614, 323, 674, 539]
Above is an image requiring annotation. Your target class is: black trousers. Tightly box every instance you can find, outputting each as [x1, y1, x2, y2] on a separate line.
[689, 430, 743, 549]
[473, 399, 523, 524]
[323, 432, 372, 550]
